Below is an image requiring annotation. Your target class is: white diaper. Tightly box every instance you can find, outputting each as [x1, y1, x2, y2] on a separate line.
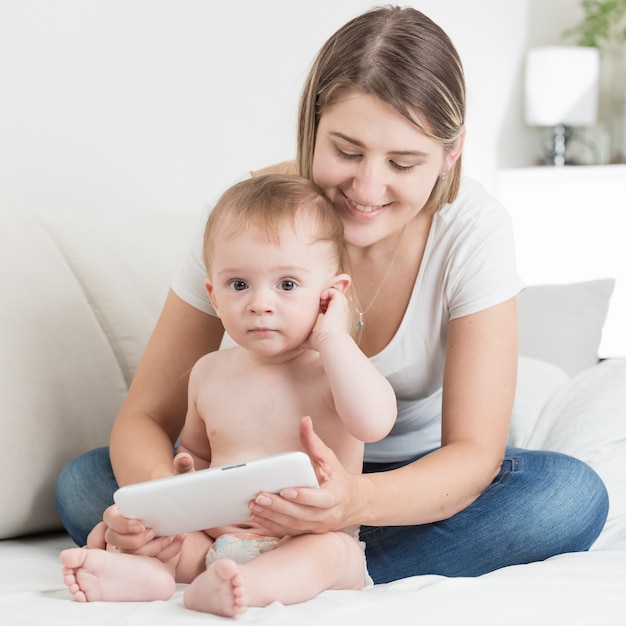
[205, 529, 373, 588]
[350, 528, 374, 589]
[205, 533, 281, 566]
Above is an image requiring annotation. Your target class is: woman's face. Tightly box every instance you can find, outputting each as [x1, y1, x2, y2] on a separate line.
[312, 91, 456, 249]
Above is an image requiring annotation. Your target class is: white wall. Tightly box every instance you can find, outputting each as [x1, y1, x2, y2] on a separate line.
[0, 0, 581, 216]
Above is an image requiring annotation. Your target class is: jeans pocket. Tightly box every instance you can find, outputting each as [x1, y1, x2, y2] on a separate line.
[486, 452, 522, 490]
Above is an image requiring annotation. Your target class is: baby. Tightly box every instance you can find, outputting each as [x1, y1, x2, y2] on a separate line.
[60, 174, 396, 616]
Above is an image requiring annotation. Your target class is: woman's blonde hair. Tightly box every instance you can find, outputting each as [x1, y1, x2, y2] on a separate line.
[297, 5, 466, 214]
[203, 174, 347, 278]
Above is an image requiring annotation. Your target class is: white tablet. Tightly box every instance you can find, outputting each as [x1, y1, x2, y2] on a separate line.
[113, 451, 319, 536]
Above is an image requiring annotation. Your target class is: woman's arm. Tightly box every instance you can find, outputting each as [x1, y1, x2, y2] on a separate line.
[109, 289, 224, 486]
[176, 357, 215, 472]
[250, 298, 517, 531]
[357, 296, 517, 526]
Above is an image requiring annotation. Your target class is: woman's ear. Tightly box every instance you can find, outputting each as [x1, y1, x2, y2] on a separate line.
[205, 280, 221, 317]
[444, 125, 466, 171]
[330, 273, 351, 294]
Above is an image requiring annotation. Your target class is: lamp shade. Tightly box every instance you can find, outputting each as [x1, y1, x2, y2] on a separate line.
[524, 46, 600, 127]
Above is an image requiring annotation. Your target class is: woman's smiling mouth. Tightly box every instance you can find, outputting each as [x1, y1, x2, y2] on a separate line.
[343, 193, 391, 218]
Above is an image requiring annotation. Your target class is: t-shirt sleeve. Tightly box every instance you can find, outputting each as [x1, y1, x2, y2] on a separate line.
[444, 186, 525, 320]
[170, 204, 217, 315]
[171, 172, 253, 316]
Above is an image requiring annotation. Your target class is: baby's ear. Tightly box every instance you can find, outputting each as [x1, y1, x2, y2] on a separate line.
[330, 273, 351, 294]
[205, 281, 221, 317]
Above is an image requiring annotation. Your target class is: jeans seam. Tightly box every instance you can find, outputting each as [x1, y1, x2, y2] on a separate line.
[486, 454, 522, 490]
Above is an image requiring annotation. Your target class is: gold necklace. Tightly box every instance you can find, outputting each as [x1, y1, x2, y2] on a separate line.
[355, 226, 406, 331]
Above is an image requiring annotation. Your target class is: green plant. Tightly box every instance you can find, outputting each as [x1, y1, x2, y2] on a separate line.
[563, 0, 626, 47]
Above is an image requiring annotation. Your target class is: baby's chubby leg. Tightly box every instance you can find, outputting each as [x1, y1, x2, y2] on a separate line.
[185, 558, 249, 617]
[184, 531, 365, 616]
[60, 547, 176, 602]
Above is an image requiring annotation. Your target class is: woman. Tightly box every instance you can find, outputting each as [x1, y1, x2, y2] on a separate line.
[56, 6, 608, 584]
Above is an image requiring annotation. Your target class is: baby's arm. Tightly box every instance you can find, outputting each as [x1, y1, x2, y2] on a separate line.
[312, 289, 396, 443]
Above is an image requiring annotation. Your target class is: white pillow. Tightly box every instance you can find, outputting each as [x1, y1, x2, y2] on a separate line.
[518, 280, 614, 376]
[527, 359, 626, 546]
[509, 357, 569, 448]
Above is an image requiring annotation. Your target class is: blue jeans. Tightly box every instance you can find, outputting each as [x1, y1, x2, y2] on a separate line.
[56, 446, 608, 583]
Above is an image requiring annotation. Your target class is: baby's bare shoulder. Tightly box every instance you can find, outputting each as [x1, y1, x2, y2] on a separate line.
[190, 347, 243, 380]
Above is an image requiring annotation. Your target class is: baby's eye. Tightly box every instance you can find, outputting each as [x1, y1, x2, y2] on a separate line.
[278, 279, 298, 292]
[228, 279, 248, 292]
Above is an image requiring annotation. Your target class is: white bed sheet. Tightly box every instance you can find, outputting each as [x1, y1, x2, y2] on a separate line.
[1, 534, 625, 626]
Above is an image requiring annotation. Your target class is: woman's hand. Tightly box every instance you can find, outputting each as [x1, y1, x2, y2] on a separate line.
[249, 416, 363, 535]
[86, 506, 184, 562]
[85, 451, 196, 560]
[87, 506, 164, 554]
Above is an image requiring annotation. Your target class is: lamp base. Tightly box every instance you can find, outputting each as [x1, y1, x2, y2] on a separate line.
[537, 125, 598, 166]
[551, 124, 568, 166]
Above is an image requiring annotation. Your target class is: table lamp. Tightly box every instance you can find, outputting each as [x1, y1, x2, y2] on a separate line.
[524, 46, 600, 166]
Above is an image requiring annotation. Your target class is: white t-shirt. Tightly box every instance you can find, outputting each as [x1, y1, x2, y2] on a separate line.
[171, 177, 524, 463]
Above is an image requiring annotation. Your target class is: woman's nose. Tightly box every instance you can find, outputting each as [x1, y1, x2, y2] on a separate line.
[352, 159, 387, 205]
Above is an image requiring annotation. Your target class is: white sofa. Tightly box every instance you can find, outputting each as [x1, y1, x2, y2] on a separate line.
[1, 206, 625, 625]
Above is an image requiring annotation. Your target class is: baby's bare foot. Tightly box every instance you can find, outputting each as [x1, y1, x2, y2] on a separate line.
[184, 559, 248, 616]
[60, 547, 175, 602]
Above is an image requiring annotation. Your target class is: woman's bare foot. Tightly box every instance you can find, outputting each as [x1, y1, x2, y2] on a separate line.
[184, 559, 248, 616]
[60, 547, 175, 602]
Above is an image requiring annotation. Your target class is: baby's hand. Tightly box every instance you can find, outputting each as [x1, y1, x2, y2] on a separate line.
[173, 451, 196, 475]
[87, 505, 155, 553]
[302, 287, 350, 351]
[89, 505, 186, 561]
[150, 533, 186, 563]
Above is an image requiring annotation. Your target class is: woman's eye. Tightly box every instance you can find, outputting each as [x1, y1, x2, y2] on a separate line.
[228, 280, 248, 292]
[278, 279, 297, 292]
[390, 160, 416, 173]
[334, 145, 360, 161]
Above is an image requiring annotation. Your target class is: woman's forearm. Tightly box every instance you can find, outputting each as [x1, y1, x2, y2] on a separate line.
[353, 442, 503, 527]
[110, 411, 181, 486]
[109, 290, 224, 486]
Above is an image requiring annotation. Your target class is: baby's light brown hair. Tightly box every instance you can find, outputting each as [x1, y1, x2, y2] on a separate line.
[203, 174, 347, 279]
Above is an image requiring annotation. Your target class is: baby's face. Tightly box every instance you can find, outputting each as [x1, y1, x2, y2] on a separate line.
[207, 218, 339, 359]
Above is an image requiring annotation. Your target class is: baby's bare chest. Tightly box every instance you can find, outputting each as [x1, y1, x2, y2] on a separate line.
[198, 363, 336, 459]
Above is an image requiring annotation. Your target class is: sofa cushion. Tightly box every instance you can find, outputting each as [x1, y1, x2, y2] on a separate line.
[0, 210, 127, 538]
[518, 279, 614, 376]
[0, 208, 195, 539]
